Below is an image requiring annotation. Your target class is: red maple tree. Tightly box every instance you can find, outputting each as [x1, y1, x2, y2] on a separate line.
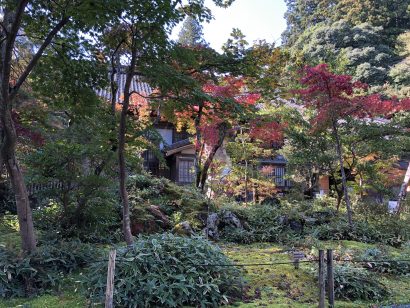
[298, 64, 410, 225]
[172, 76, 261, 190]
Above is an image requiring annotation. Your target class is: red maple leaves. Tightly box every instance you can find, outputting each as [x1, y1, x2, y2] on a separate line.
[298, 64, 410, 128]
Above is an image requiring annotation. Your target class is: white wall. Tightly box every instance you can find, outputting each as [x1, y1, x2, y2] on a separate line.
[157, 128, 173, 149]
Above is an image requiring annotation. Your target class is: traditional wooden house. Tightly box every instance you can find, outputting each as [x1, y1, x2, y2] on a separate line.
[97, 72, 292, 190]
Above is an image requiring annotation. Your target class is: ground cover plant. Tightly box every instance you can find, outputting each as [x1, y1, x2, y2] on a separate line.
[0, 240, 99, 298]
[85, 233, 243, 307]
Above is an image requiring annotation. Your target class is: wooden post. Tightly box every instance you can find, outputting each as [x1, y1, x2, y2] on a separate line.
[327, 249, 335, 308]
[318, 250, 325, 308]
[105, 249, 116, 308]
[293, 251, 304, 269]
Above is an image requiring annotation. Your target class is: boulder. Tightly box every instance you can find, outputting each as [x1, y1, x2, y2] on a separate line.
[278, 215, 289, 226]
[289, 219, 304, 233]
[203, 211, 243, 240]
[173, 221, 195, 236]
[221, 210, 242, 229]
[204, 213, 220, 240]
[147, 205, 171, 228]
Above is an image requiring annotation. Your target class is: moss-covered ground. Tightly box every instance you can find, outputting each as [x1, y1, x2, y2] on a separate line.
[1, 219, 409, 308]
[223, 241, 410, 308]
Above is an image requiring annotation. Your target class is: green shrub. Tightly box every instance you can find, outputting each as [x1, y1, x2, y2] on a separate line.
[359, 248, 410, 276]
[33, 200, 122, 244]
[218, 204, 285, 243]
[0, 241, 99, 298]
[311, 219, 384, 243]
[333, 264, 389, 301]
[85, 233, 243, 307]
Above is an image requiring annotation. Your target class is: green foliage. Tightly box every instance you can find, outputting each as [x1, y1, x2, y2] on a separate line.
[289, 20, 399, 85]
[311, 214, 410, 247]
[218, 204, 285, 244]
[0, 241, 99, 298]
[333, 264, 389, 301]
[312, 219, 383, 243]
[85, 234, 242, 307]
[33, 200, 122, 244]
[282, 0, 410, 46]
[0, 182, 15, 215]
[0, 216, 21, 251]
[359, 248, 410, 276]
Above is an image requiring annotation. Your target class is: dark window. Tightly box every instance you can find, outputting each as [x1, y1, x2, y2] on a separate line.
[263, 165, 290, 187]
[178, 158, 195, 183]
[173, 129, 190, 143]
[143, 150, 159, 175]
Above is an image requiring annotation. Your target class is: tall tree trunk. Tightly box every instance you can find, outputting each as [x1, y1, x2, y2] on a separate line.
[1, 2, 69, 253]
[332, 121, 353, 227]
[194, 105, 203, 188]
[244, 160, 248, 206]
[117, 45, 137, 246]
[1, 107, 36, 252]
[397, 161, 410, 215]
[6, 154, 36, 251]
[1, 3, 34, 252]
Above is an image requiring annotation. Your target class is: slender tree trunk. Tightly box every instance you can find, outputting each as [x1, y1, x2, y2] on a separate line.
[198, 123, 228, 192]
[332, 121, 353, 227]
[244, 160, 248, 206]
[6, 155, 36, 251]
[1, 108, 36, 253]
[1, 2, 68, 253]
[118, 44, 138, 246]
[335, 184, 343, 212]
[1, 4, 35, 252]
[194, 106, 203, 188]
[397, 161, 410, 215]
[1, 106, 35, 253]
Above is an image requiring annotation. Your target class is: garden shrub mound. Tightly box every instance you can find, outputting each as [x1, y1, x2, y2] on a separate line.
[218, 204, 284, 244]
[0, 241, 98, 298]
[85, 233, 242, 307]
[128, 174, 212, 233]
[333, 264, 389, 301]
[359, 248, 410, 276]
[311, 216, 410, 247]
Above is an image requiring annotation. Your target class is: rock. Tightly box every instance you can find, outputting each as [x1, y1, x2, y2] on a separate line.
[221, 211, 242, 229]
[289, 219, 304, 233]
[278, 215, 289, 226]
[147, 205, 170, 228]
[203, 211, 243, 240]
[173, 221, 195, 236]
[130, 205, 171, 235]
[131, 221, 157, 235]
[204, 213, 220, 240]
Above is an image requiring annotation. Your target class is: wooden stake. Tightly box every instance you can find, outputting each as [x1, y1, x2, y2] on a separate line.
[105, 249, 116, 308]
[327, 249, 335, 308]
[318, 250, 325, 308]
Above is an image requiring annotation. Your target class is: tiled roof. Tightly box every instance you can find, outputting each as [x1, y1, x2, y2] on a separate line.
[259, 155, 287, 165]
[164, 138, 192, 151]
[96, 71, 153, 103]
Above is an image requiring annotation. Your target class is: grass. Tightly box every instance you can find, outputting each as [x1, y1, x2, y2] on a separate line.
[0, 292, 85, 308]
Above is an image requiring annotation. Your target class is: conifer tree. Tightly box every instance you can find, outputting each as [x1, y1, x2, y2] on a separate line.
[177, 16, 206, 47]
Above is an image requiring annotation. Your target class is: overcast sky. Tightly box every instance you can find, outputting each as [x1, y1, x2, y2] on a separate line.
[172, 0, 288, 51]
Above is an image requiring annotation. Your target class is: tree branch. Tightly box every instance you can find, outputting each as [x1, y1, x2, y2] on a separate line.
[9, 16, 70, 99]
